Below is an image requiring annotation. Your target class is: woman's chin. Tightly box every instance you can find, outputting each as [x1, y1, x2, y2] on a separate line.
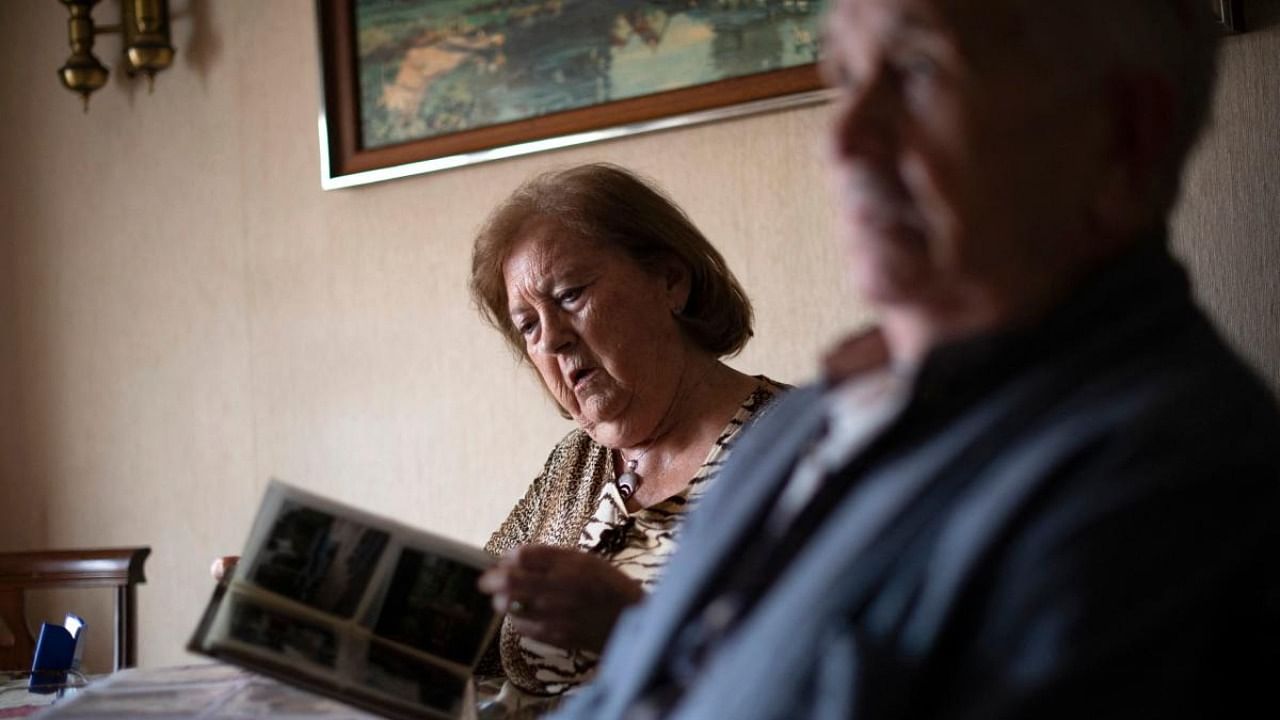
[570, 401, 616, 436]
[577, 415, 641, 449]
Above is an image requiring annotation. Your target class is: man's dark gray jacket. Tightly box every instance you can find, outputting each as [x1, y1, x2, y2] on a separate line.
[552, 241, 1280, 720]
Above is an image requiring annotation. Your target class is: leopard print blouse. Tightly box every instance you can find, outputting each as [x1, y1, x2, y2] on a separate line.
[477, 377, 786, 717]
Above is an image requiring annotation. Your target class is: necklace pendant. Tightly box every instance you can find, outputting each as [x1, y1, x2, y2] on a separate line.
[617, 470, 640, 501]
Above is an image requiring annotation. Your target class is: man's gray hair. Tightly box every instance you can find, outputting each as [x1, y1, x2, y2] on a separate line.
[1018, 0, 1220, 217]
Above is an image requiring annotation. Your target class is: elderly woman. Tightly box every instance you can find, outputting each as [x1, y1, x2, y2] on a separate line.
[470, 163, 785, 716]
[210, 164, 782, 716]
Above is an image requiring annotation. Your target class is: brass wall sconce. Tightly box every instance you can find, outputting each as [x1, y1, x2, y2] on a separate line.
[58, 0, 176, 112]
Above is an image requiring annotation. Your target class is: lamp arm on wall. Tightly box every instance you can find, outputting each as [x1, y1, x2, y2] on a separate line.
[57, 0, 176, 113]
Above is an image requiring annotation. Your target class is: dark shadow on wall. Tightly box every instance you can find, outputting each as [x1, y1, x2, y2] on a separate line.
[180, 0, 222, 91]
[1244, 0, 1280, 31]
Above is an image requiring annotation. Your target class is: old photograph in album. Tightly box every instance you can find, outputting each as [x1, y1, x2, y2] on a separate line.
[189, 479, 500, 720]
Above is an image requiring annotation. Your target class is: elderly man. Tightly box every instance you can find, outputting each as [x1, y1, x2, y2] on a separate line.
[549, 0, 1280, 719]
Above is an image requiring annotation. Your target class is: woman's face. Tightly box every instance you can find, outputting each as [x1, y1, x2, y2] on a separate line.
[503, 217, 692, 447]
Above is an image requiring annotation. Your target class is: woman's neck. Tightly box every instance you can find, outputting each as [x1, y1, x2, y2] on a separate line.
[617, 358, 758, 506]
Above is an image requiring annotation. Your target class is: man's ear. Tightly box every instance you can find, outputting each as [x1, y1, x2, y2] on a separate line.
[1093, 70, 1178, 237]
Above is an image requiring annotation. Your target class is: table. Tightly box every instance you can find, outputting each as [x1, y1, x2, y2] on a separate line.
[23, 664, 382, 719]
[1, 671, 88, 718]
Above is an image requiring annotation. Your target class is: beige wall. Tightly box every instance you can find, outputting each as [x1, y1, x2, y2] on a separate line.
[0, 0, 1276, 670]
[1172, 0, 1280, 389]
[0, 178, 25, 552]
[0, 0, 852, 670]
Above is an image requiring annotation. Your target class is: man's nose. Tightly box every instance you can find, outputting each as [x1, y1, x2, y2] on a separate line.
[830, 68, 897, 163]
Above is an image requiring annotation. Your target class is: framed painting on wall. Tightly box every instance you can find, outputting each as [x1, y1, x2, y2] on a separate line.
[316, 0, 829, 189]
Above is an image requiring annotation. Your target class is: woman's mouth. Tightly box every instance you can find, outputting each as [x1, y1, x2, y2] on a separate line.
[570, 367, 596, 389]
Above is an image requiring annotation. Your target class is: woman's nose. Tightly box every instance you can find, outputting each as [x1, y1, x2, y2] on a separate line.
[535, 312, 575, 355]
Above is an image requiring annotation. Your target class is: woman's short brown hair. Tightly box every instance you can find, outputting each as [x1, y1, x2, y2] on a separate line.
[470, 163, 754, 360]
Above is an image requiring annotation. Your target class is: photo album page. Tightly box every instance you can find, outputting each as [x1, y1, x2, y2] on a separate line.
[189, 480, 500, 720]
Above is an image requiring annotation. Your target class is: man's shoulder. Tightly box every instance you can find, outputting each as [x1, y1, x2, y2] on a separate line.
[968, 308, 1280, 593]
[725, 381, 826, 455]
[1065, 307, 1280, 454]
[1012, 244, 1279, 452]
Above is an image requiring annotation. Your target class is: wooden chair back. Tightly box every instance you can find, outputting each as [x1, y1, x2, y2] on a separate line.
[0, 547, 150, 672]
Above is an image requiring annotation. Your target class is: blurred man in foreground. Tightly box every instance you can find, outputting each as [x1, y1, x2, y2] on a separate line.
[551, 0, 1280, 718]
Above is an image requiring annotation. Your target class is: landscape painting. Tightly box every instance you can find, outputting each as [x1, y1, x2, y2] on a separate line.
[356, 0, 824, 149]
[317, 0, 828, 187]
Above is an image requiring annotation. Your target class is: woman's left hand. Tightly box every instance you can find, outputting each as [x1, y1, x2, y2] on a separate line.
[477, 545, 644, 654]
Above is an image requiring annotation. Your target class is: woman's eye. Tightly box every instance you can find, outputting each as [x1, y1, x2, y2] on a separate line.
[556, 287, 583, 305]
[517, 320, 537, 337]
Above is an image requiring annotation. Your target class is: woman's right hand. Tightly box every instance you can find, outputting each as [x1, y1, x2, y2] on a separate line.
[477, 545, 644, 654]
[210, 555, 239, 584]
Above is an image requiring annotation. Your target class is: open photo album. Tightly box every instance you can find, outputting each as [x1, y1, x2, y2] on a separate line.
[188, 480, 500, 720]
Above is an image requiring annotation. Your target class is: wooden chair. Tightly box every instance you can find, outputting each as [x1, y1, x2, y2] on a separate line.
[0, 547, 150, 672]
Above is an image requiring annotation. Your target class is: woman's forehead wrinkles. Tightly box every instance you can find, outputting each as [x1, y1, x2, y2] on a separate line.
[505, 248, 594, 316]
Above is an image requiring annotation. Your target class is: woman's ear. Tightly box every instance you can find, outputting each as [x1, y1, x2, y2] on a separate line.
[662, 256, 692, 314]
